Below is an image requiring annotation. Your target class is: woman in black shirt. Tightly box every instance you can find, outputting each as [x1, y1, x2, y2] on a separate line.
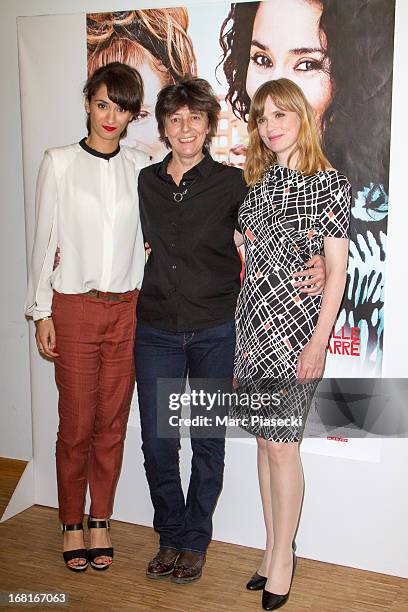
[134, 77, 325, 584]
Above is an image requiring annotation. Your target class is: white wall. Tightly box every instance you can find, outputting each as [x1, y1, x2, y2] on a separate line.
[2, 0, 408, 579]
[382, 0, 408, 376]
[0, 1, 32, 460]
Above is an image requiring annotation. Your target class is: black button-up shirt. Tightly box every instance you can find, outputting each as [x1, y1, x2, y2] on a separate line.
[137, 149, 248, 331]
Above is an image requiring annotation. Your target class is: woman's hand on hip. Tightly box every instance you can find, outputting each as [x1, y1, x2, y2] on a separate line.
[292, 254, 326, 295]
[35, 318, 59, 358]
[296, 337, 327, 382]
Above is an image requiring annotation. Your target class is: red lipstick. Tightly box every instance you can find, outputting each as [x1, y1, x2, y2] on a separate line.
[102, 125, 116, 132]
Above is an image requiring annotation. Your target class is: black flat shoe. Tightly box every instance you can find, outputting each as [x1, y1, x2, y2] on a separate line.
[262, 553, 297, 611]
[87, 518, 113, 571]
[246, 572, 267, 590]
[62, 523, 88, 572]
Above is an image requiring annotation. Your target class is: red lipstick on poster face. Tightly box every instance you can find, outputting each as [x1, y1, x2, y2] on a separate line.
[102, 125, 117, 132]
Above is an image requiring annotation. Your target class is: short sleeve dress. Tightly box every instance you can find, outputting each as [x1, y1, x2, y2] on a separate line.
[233, 164, 351, 442]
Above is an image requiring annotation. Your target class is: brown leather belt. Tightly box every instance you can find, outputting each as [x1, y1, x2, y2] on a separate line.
[85, 289, 135, 302]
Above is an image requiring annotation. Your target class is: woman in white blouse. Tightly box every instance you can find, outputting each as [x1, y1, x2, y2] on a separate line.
[25, 62, 148, 572]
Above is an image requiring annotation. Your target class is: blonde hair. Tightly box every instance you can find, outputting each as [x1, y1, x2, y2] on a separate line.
[87, 10, 197, 84]
[244, 79, 331, 186]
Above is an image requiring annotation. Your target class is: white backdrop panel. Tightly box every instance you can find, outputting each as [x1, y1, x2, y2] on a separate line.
[17, 5, 408, 580]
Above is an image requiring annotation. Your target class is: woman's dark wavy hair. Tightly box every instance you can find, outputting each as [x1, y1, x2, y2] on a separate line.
[220, 0, 395, 191]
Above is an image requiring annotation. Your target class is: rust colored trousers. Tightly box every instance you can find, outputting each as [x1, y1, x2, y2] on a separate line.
[52, 289, 138, 524]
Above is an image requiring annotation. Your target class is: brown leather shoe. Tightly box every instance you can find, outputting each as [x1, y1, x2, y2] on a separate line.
[171, 550, 206, 584]
[146, 548, 180, 579]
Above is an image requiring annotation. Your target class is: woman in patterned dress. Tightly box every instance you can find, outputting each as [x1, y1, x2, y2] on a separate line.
[234, 78, 350, 610]
[221, 0, 394, 372]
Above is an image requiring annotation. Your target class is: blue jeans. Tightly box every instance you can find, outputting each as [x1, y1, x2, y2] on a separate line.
[134, 320, 236, 553]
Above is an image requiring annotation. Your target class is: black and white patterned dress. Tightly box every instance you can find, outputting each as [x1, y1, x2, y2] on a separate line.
[234, 164, 351, 442]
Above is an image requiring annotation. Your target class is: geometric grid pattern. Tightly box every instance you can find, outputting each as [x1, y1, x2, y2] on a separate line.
[233, 164, 351, 441]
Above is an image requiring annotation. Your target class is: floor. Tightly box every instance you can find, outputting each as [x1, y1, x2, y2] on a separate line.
[0, 459, 407, 612]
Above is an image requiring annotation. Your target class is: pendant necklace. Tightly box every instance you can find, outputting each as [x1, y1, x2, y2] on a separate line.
[173, 190, 187, 203]
[173, 178, 197, 203]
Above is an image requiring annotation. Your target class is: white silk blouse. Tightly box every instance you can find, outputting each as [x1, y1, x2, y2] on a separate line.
[25, 140, 149, 320]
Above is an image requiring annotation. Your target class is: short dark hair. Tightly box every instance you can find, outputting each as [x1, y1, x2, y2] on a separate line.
[155, 78, 221, 148]
[83, 61, 144, 137]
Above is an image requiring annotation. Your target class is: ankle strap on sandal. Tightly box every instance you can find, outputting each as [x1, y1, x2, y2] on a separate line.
[87, 518, 110, 529]
[61, 522, 83, 533]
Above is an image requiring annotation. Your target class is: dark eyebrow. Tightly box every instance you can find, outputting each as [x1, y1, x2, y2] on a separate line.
[169, 110, 205, 116]
[250, 40, 324, 55]
[290, 47, 324, 55]
[95, 98, 110, 104]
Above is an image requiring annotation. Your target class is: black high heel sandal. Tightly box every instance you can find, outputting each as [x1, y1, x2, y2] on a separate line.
[87, 518, 114, 571]
[262, 552, 297, 611]
[61, 523, 89, 572]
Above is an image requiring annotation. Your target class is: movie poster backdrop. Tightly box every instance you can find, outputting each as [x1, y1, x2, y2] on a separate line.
[86, 1, 395, 377]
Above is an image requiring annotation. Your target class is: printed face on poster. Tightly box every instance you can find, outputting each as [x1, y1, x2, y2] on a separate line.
[86, 1, 395, 382]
